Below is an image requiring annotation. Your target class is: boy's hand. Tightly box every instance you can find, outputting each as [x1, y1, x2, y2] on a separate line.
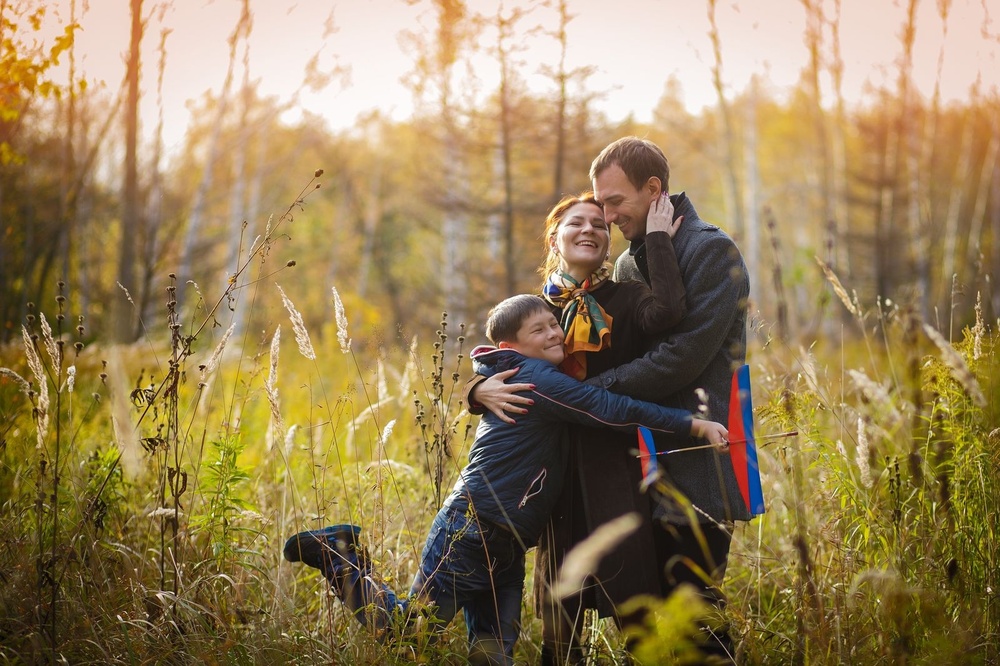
[691, 419, 728, 450]
[646, 193, 683, 238]
[473, 370, 534, 424]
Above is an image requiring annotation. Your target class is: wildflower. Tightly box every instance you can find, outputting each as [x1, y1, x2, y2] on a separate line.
[848, 369, 891, 407]
[856, 417, 872, 488]
[376, 359, 389, 403]
[0, 368, 30, 395]
[284, 424, 298, 458]
[276, 285, 316, 360]
[22, 325, 49, 444]
[266, 326, 281, 398]
[816, 257, 860, 318]
[148, 507, 183, 519]
[265, 327, 285, 441]
[117, 282, 136, 305]
[332, 286, 352, 354]
[39, 312, 60, 366]
[402, 336, 419, 401]
[972, 292, 984, 361]
[923, 323, 987, 408]
[381, 419, 396, 445]
[246, 234, 262, 259]
[201, 323, 236, 381]
[66, 365, 76, 393]
[847, 369, 904, 429]
[798, 345, 821, 396]
[835, 439, 847, 458]
[239, 509, 267, 524]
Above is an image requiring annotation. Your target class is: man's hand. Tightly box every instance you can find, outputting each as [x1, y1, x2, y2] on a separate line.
[646, 192, 683, 237]
[472, 369, 535, 424]
[691, 419, 728, 450]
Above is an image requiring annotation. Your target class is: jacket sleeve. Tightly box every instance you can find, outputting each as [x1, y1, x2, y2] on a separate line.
[528, 362, 693, 439]
[463, 374, 488, 415]
[631, 230, 686, 337]
[596, 231, 748, 402]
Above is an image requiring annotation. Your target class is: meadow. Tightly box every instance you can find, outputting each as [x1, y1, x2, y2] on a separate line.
[1, 191, 997, 665]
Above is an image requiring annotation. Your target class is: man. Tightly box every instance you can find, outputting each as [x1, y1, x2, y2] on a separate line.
[586, 136, 751, 660]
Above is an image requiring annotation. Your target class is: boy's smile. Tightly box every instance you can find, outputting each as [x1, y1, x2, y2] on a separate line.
[500, 310, 565, 366]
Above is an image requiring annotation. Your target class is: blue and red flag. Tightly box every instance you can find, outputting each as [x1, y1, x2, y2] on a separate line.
[728, 364, 765, 516]
[637, 425, 659, 489]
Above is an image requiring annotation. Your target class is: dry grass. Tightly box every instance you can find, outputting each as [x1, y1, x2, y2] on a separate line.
[0, 187, 997, 664]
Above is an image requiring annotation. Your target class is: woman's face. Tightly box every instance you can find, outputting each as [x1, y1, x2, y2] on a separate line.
[552, 202, 610, 274]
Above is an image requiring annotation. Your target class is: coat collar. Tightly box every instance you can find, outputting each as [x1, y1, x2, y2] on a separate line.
[627, 191, 698, 256]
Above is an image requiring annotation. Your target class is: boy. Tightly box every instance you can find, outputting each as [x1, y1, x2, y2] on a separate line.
[283, 294, 727, 665]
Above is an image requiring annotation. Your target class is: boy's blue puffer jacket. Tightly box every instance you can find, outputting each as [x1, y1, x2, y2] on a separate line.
[443, 346, 694, 545]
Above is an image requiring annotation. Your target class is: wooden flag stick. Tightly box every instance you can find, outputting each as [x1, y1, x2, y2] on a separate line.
[638, 430, 799, 457]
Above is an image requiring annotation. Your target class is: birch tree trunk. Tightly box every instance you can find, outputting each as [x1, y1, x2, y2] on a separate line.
[433, 0, 469, 329]
[58, 0, 78, 284]
[990, 148, 1000, 320]
[176, 7, 248, 311]
[743, 76, 761, 312]
[898, 0, 930, 319]
[874, 109, 898, 301]
[965, 125, 1000, 288]
[223, 1, 254, 338]
[495, 5, 517, 297]
[486, 147, 503, 303]
[114, 0, 142, 342]
[356, 164, 383, 299]
[707, 0, 744, 242]
[550, 0, 570, 204]
[938, 113, 973, 322]
[829, 0, 850, 274]
[801, 0, 834, 263]
[139, 22, 170, 329]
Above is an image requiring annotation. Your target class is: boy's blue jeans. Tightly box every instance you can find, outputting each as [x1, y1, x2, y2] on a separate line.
[339, 504, 526, 664]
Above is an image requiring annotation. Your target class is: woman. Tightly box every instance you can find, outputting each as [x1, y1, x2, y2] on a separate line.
[470, 191, 686, 662]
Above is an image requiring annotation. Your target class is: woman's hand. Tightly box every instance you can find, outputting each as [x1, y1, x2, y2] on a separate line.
[472, 370, 535, 424]
[646, 193, 683, 238]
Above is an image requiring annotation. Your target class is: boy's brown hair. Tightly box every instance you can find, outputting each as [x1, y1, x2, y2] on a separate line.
[485, 295, 550, 345]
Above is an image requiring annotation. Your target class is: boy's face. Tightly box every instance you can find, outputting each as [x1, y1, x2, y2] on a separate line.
[500, 310, 565, 365]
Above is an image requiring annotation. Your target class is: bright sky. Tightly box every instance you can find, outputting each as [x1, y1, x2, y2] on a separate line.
[41, 0, 1000, 156]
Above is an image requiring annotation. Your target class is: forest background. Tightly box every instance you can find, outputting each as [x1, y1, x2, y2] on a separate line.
[1, 0, 999, 663]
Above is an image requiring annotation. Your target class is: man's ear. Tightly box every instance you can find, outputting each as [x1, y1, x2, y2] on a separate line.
[644, 176, 663, 199]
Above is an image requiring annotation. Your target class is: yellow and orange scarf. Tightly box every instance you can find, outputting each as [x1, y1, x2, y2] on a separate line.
[542, 267, 613, 380]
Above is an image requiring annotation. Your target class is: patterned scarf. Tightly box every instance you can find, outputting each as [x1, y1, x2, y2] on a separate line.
[542, 267, 613, 380]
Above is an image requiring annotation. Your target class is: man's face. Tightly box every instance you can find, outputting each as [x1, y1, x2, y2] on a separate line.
[501, 310, 565, 366]
[593, 164, 656, 242]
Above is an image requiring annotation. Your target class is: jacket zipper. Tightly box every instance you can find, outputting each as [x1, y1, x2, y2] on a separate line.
[518, 468, 547, 508]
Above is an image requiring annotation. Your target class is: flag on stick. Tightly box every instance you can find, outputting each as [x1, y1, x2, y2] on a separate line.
[637, 426, 659, 489]
[728, 364, 765, 516]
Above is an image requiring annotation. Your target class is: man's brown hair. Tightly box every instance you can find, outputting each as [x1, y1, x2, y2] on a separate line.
[589, 136, 670, 193]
